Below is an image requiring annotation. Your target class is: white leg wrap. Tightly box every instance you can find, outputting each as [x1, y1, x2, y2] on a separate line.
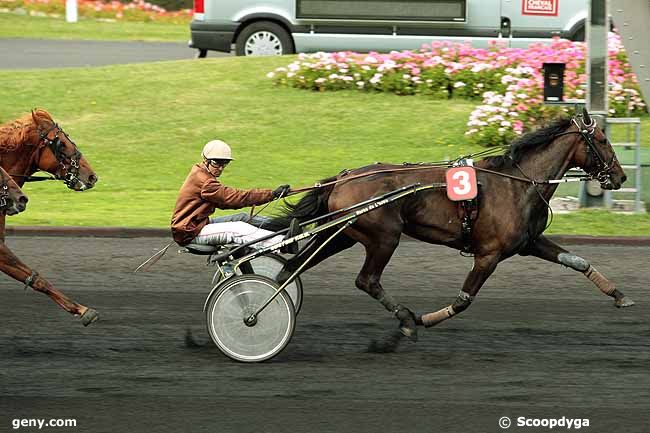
[420, 306, 455, 328]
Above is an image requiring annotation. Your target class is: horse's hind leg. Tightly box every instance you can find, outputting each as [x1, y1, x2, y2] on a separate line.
[353, 236, 420, 341]
[418, 253, 499, 328]
[0, 243, 99, 325]
[521, 235, 634, 307]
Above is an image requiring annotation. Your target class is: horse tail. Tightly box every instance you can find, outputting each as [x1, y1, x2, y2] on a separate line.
[266, 177, 336, 231]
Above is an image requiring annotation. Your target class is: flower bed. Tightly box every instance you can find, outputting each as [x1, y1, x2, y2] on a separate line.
[0, 0, 191, 23]
[268, 34, 646, 147]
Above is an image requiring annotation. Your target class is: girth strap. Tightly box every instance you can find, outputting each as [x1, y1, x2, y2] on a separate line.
[458, 199, 478, 255]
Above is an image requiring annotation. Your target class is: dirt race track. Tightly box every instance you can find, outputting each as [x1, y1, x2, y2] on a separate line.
[0, 236, 648, 433]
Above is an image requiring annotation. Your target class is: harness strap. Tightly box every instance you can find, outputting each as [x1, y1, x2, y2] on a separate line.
[458, 199, 478, 255]
[290, 164, 451, 194]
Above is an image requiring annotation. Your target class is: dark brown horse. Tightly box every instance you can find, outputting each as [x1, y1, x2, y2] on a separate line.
[274, 109, 632, 341]
[0, 109, 99, 326]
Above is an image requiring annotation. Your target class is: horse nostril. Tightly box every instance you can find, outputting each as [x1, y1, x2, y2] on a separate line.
[88, 174, 98, 184]
[19, 196, 28, 205]
[621, 175, 627, 184]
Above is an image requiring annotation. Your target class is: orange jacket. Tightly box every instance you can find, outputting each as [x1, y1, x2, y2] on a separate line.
[171, 164, 274, 246]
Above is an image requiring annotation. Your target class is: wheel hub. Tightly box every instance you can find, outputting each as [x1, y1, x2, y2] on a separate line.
[245, 31, 283, 56]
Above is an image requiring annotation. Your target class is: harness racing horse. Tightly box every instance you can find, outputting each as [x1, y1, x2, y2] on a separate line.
[0, 109, 99, 326]
[273, 109, 632, 342]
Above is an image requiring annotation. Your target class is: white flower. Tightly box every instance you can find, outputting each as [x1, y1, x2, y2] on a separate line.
[266, 72, 275, 78]
[314, 78, 326, 84]
[356, 81, 365, 87]
[500, 120, 511, 127]
[454, 81, 466, 88]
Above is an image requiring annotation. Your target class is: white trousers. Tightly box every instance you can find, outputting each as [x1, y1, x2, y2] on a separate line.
[191, 221, 283, 248]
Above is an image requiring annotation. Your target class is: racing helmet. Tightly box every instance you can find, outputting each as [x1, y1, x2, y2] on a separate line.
[202, 139, 234, 161]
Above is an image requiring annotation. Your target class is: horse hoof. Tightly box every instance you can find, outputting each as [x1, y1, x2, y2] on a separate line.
[395, 307, 418, 342]
[399, 325, 418, 342]
[81, 308, 99, 326]
[615, 297, 635, 308]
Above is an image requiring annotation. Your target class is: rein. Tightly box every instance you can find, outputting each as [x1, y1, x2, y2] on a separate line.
[288, 115, 610, 196]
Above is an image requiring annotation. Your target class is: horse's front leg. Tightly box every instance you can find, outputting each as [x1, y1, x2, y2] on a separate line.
[417, 253, 499, 327]
[522, 235, 634, 307]
[0, 242, 99, 325]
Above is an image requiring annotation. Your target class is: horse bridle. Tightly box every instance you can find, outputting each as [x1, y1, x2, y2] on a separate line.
[0, 176, 10, 209]
[568, 116, 618, 184]
[37, 123, 84, 188]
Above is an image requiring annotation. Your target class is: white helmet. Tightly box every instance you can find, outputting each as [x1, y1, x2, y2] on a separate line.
[202, 139, 234, 160]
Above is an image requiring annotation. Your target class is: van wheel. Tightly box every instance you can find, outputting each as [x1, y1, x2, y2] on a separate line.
[235, 21, 294, 56]
[571, 26, 585, 42]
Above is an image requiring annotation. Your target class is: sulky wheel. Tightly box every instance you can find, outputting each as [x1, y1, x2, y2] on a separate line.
[237, 254, 303, 314]
[205, 275, 295, 362]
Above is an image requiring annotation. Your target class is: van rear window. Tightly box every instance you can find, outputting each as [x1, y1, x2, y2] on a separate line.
[296, 0, 466, 22]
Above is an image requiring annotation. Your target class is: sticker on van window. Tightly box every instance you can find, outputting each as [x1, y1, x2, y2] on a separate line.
[522, 0, 559, 17]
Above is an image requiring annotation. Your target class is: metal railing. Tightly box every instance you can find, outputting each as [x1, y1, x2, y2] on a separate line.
[604, 117, 643, 212]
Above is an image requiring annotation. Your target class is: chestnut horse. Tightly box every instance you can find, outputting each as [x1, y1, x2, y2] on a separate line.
[0, 109, 99, 326]
[273, 109, 633, 341]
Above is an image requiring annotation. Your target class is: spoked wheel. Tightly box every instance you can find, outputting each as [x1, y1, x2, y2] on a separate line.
[214, 254, 303, 314]
[238, 254, 303, 314]
[206, 275, 296, 362]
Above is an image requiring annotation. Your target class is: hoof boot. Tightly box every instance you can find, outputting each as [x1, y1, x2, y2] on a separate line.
[81, 308, 99, 326]
[395, 307, 418, 342]
[615, 296, 635, 308]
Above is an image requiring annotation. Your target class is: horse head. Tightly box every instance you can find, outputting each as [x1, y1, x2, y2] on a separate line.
[31, 110, 98, 191]
[571, 108, 626, 190]
[0, 166, 28, 216]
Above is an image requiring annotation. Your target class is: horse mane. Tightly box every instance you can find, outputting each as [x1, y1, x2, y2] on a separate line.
[0, 109, 54, 153]
[482, 117, 573, 169]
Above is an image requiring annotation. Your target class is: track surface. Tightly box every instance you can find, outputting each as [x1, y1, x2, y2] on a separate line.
[1, 236, 649, 433]
[0, 39, 230, 69]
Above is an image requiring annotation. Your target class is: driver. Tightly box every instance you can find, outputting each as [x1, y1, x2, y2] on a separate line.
[171, 139, 290, 249]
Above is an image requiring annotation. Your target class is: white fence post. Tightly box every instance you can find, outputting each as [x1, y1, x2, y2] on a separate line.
[65, 0, 78, 23]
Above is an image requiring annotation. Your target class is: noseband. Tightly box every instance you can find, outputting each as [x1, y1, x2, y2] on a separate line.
[38, 123, 84, 188]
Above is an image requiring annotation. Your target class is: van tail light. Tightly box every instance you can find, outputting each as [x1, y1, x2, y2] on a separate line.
[193, 0, 204, 20]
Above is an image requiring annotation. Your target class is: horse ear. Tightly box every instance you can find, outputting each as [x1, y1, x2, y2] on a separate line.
[582, 107, 591, 125]
[31, 109, 42, 127]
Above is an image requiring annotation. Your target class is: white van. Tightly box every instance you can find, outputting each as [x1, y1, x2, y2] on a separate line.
[190, 0, 587, 57]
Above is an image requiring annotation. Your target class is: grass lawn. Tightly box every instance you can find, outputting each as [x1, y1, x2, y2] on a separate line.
[0, 55, 649, 235]
[0, 13, 188, 42]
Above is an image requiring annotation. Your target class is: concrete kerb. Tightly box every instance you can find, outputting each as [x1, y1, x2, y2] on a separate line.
[5, 226, 650, 246]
